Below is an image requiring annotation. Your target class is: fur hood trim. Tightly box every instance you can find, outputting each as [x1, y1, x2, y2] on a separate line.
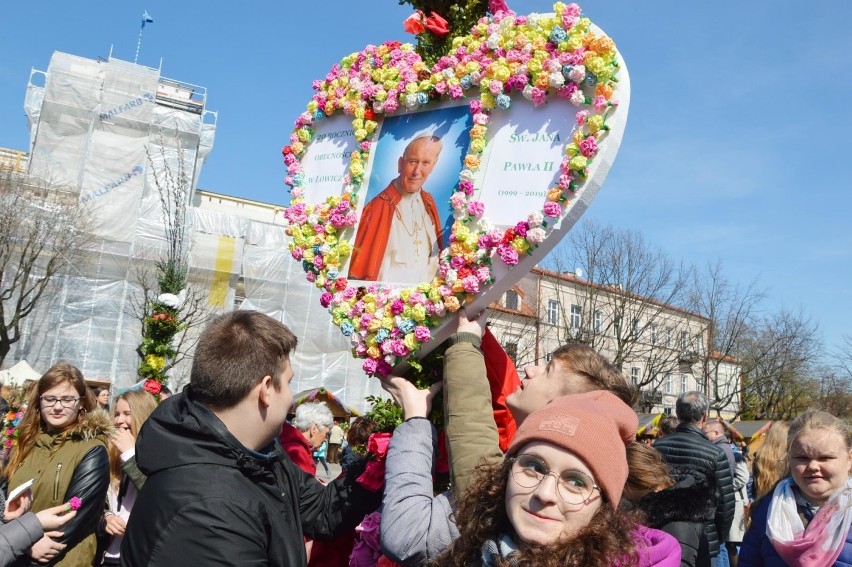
[639, 468, 717, 528]
[53, 408, 113, 441]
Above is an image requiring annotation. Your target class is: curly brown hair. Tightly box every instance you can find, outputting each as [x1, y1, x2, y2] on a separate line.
[430, 458, 639, 566]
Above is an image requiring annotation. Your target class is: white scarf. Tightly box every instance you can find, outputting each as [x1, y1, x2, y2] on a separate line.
[766, 477, 852, 566]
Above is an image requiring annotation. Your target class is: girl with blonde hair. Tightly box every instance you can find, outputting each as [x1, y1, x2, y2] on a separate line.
[101, 389, 157, 565]
[751, 421, 790, 501]
[740, 410, 852, 566]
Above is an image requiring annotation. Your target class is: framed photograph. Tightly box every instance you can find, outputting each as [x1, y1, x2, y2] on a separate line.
[346, 103, 471, 285]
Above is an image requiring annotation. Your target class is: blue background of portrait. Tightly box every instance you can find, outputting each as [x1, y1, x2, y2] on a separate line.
[363, 103, 472, 242]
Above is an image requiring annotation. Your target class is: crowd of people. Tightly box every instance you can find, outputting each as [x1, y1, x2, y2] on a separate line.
[0, 308, 848, 566]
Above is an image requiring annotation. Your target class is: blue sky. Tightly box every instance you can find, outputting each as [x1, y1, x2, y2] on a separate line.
[1, 1, 850, 355]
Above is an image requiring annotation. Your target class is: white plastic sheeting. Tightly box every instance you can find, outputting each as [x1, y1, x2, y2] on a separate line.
[191, 208, 386, 412]
[5, 52, 384, 413]
[8, 52, 216, 388]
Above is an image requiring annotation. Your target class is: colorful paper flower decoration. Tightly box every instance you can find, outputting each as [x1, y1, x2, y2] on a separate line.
[282, 3, 620, 376]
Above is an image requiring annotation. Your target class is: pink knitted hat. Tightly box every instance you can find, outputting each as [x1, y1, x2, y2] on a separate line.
[506, 390, 638, 505]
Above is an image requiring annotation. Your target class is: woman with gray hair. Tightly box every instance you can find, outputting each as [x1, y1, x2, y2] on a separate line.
[279, 402, 333, 475]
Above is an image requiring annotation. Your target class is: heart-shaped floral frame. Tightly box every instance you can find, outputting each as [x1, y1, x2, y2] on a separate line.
[282, 3, 629, 376]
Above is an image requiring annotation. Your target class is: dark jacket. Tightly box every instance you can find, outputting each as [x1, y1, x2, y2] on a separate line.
[739, 485, 852, 567]
[119, 391, 381, 567]
[653, 423, 736, 558]
[637, 468, 717, 567]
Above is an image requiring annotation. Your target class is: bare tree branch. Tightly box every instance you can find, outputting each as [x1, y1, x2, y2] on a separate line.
[739, 308, 822, 420]
[541, 220, 696, 410]
[687, 260, 766, 418]
[0, 169, 93, 365]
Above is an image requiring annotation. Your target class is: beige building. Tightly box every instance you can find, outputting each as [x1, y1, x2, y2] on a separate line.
[487, 267, 741, 418]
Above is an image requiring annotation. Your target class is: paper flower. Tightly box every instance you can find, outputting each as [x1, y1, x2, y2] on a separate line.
[68, 497, 82, 511]
[356, 432, 392, 492]
[281, 3, 620, 376]
[424, 12, 450, 36]
[402, 12, 426, 35]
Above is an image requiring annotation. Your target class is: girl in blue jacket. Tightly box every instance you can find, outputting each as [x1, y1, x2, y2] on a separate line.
[740, 409, 852, 566]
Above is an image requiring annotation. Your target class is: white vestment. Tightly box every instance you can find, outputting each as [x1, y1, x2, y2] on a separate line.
[378, 190, 440, 284]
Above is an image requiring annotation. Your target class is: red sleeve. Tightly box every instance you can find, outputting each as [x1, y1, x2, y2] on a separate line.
[279, 423, 317, 475]
[481, 329, 522, 452]
[349, 190, 393, 281]
[308, 531, 357, 567]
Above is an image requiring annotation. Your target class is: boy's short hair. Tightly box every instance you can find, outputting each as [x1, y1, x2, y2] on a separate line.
[190, 310, 297, 409]
[550, 343, 638, 407]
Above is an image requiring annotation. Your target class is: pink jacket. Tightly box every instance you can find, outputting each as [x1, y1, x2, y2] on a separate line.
[634, 525, 682, 567]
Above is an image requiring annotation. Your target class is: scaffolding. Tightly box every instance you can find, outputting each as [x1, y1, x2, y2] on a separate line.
[14, 51, 215, 387]
[6, 51, 384, 410]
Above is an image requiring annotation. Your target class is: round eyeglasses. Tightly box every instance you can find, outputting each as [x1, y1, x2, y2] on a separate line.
[509, 454, 600, 505]
[40, 396, 81, 408]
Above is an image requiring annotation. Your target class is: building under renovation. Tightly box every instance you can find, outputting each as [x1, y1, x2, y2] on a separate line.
[3, 51, 385, 409]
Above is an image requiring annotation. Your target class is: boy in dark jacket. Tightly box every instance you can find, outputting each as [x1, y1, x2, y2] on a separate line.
[120, 310, 381, 566]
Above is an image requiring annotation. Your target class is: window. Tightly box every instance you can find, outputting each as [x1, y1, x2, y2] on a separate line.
[666, 327, 673, 347]
[547, 299, 560, 324]
[650, 324, 658, 346]
[594, 310, 603, 333]
[680, 374, 688, 394]
[505, 341, 518, 364]
[695, 334, 704, 354]
[663, 407, 672, 415]
[234, 275, 246, 308]
[632, 318, 641, 340]
[631, 366, 640, 385]
[570, 304, 582, 329]
[680, 331, 689, 351]
[545, 352, 553, 362]
[505, 290, 519, 310]
[613, 315, 621, 338]
[664, 373, 672, 394]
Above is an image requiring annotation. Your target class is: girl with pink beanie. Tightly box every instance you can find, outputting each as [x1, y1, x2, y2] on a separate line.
[380, 375, 681, 566]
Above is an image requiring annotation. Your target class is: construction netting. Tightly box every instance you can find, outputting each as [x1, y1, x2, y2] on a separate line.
[5, 51, 383, 413]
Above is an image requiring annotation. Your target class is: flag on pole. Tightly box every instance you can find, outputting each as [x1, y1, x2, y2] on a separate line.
[142, 10, 154, 29]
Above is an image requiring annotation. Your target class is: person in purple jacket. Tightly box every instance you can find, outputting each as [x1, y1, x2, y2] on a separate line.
[380, 374, 681, 567]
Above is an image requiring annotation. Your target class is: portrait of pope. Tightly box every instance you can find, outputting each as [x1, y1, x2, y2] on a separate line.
[349, 135, 445, 283]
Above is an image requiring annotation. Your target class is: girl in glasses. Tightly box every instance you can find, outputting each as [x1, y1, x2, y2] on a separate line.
[381, 376, 680, 566]
[3, 362, 110, 566]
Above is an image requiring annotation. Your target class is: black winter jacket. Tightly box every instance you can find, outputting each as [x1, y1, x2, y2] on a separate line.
[638, 468, 717, 567]
[120, 391, 381, 567]
[653, 424, 736, 558]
